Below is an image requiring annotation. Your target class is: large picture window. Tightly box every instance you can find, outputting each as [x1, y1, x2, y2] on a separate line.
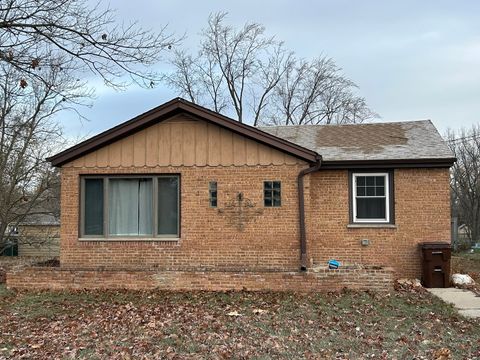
[81, 175, 179, 239]
[351, 172, 392, 223]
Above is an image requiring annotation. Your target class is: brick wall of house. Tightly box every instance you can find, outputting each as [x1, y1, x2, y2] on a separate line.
[307, 168, 451, 279]
[58, 164, 450, 281]
[60, 164, 305, 272]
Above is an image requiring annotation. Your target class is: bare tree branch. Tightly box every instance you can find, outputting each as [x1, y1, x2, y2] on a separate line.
[448, 126, 480, 245]
[164, 12, 377, 125]
[0, 59, 85, 250]
[0, 0, 179, 89]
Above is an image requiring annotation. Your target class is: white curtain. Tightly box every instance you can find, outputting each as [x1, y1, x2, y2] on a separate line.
[109, 179, 153, 236]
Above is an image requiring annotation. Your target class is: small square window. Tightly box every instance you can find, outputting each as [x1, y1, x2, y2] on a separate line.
[264, 181, 281, 207]
[209, 181, 217, 207]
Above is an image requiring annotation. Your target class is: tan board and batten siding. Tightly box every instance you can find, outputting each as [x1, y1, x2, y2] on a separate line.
[65, 115, 303, 168]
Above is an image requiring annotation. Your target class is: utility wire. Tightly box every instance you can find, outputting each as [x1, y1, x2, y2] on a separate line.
[447, 134, 480, 143]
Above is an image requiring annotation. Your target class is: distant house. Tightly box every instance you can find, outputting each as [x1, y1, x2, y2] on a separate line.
[8, 98, 455, 291]
[2, 214, 60, 257]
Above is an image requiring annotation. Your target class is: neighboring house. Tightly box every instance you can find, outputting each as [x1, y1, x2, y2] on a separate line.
[458, 224, 469, 238]
[457, 224, 477, 249]
[2, 214, 60, 257]
[33, 98, 454, 290]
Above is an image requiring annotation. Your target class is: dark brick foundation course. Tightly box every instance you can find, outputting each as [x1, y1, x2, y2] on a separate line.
[7, 266, 394, 292]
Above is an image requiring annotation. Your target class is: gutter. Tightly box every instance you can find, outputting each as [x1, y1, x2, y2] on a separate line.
[298, 154, 322, 271]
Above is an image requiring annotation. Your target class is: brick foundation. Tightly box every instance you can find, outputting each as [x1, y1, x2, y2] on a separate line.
[6, 266, 394, 292]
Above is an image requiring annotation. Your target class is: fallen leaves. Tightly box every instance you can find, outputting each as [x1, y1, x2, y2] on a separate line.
[226, 310, 242, 317]
[0, 288, 478, 359]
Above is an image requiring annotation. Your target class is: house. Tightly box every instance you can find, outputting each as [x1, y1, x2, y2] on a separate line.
[6, 98, 455, 291]
[2, 214, 60, 257]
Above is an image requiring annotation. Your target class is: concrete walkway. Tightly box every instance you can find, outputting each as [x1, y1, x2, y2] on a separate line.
[428, 288, 480, 318]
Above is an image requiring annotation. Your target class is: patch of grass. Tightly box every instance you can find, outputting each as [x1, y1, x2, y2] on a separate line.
[77, 347, 100, 360]
[0, 284, 14, 299]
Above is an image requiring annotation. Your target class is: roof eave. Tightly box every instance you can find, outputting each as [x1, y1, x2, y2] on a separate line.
[320, 157, 456, 169]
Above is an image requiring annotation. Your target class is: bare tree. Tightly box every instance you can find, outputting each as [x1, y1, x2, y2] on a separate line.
[448, 125, 480, 246]
[0, 0, 178, 89]
[0, 59, 87, 253]
[164, 12, 376, 125]
[0, 0, 181, 254]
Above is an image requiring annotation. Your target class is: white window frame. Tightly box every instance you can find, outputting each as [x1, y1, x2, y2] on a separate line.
[352, 172, 390, 223]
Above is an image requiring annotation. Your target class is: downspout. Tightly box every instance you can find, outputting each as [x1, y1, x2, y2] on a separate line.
[298, 154, 322, 271]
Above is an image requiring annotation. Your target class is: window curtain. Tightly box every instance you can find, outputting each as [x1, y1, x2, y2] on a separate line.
[109, 179, 153, 236]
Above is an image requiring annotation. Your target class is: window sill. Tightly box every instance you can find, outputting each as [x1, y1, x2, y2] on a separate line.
[347, 224, 397, 229]
[79, 237, 180, 242]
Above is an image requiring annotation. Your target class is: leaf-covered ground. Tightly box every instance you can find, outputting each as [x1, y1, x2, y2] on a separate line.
[0, 286, 479, 359]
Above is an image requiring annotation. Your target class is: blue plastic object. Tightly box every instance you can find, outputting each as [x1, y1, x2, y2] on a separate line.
[328, 259, 340, 269]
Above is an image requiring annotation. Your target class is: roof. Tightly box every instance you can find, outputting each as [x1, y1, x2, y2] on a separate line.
[19, 213, 60, 226]
[47, 98, 318, 167]
[48, 98, 454, 168]
[260, 120, 455, 167]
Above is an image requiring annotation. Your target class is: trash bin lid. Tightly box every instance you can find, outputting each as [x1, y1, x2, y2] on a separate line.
[419, 242, 451, 249]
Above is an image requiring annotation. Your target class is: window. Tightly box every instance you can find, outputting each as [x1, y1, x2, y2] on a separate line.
[81, 175, 179, 238]
[351, 172, 392, 223]
[264, 181, 281, 207]
[209, 181, 217, 207]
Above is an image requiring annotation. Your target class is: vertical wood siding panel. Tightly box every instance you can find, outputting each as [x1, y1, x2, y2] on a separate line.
[182, 122, 196, 166]
[285, 154, 299, 165]
[96, 147, 109, 168]
[83, 151, 96, 168]
[195, 121, 208, 166]
[133, 131, 146, 166]
[271, 149, 285, 165]
[146, 125, 159, 167]
[207, 123, 221, 166]
[121, 137, 134, 167]
[109, 141, 122, 167]
[220, 128, 234, 166]
[258, 143, 273, 165]
[233, 133, 246, 166]
[170, 122, 183, 166]
[158, 122, 171, 166]
[71, 157, 85, 168]
[246, 139, 259, 165]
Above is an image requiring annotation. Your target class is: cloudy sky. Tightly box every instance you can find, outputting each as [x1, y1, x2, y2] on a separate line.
[63, 0, 480, 138]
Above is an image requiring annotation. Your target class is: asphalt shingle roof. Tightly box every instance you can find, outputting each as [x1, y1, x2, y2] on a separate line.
[20, 213, 60, 226]
[259, 120, 454, 162]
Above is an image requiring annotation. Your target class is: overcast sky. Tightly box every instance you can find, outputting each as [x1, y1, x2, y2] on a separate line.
[63, 0, 480, 139]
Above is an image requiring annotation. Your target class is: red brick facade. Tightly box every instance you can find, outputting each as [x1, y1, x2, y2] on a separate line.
[55, 165, 450, 279]
[307, 168, 451, 279]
